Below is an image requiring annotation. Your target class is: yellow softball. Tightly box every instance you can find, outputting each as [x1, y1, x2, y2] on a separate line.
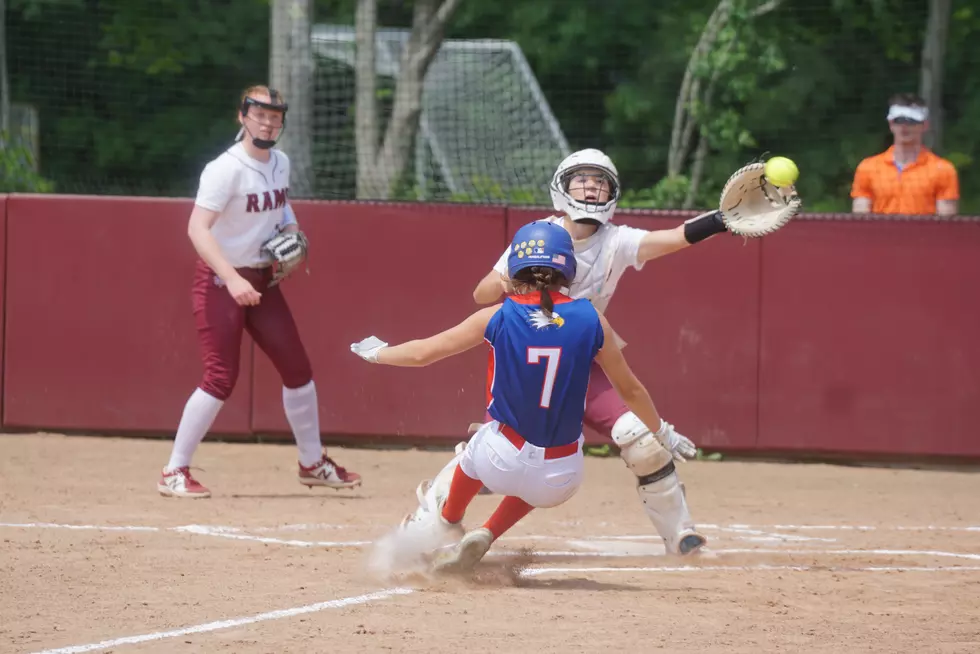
[764, 156, 799, 187]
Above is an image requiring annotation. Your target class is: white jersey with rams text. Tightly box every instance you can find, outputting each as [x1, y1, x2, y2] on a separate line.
[194, 142, 292, 269]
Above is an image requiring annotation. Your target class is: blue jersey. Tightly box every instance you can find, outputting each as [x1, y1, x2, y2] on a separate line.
[484, 291, 605, 448]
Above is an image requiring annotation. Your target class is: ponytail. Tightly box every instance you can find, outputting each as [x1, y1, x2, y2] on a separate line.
[512, 266, 568, 317]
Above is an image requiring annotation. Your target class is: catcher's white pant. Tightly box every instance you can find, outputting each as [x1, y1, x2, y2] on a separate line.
[460, 421, 584, 509]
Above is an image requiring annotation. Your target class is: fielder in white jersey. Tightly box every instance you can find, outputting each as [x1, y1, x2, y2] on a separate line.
[157, 85, 361, 499]
[402, 148, 734, 555]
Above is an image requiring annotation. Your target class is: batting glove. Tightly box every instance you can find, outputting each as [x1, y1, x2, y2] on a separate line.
[350, 336, 389, 363]
[654, 419, 698, 462]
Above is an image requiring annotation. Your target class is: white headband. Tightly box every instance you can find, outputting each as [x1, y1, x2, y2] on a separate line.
[887, 104, 928, 122]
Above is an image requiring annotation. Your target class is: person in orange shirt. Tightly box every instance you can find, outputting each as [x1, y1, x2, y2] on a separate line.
[851, 93, 959, 216]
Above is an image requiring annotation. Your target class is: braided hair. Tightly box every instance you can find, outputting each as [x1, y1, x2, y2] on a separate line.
[511, 266, 569, 317]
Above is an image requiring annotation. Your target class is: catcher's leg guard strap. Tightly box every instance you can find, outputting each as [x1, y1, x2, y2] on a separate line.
[611, 412, 699, 553]
[683, 210, 727, 244]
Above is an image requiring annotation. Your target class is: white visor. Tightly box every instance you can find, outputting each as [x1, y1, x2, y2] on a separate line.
[887, 104, 928, 123]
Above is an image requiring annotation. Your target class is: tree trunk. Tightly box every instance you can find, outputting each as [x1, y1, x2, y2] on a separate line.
[919, 0, 951, 152]
[683, 34, 734, 209]
[669, 0, 782, 183]
[270, 0, 314, 198]
[354, 0, 462, 200]
[668, 0, 733, 177]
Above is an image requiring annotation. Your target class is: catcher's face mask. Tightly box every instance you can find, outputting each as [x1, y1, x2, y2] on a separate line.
[239, 90, 288, 150]
[550, 149, 622, 226]
[562, 167, 616, 205]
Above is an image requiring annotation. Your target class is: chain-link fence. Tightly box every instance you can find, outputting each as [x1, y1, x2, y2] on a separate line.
[3, 0, 977, 214]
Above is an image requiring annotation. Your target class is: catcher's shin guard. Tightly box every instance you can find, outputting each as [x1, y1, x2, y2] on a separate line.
[636, 462, 705, 555]
[611, 413, 706, 555]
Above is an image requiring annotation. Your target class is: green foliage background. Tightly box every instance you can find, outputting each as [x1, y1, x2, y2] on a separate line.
[4, 0, 978, 212]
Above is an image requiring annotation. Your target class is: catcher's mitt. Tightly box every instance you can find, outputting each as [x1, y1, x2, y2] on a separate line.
[718, 162, 802, 237]
[261, 230, 309, 286]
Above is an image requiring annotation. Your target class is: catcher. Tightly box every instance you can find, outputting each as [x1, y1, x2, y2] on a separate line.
[400, 149, 799, 555]
[157, 85, 361, 499]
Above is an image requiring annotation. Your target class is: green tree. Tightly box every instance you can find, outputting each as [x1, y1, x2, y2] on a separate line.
[3, 0, 978, 213]
[7, 0, 269, 196]
[0, 131, 55, 192]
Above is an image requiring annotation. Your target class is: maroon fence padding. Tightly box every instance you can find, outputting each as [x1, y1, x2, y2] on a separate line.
[506, 208, 761, 449]
[757, 220, 980, 456]
[3, 193, 979, 460]
[249, 202, 508, 442]
[3, 195, 254, 435]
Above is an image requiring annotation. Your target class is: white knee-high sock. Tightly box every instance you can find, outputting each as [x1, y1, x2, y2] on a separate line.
[167, 388, 224, 470]
[283, 380, 322, 467]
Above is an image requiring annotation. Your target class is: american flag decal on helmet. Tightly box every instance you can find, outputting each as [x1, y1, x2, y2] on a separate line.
[552, 254, 566, 265]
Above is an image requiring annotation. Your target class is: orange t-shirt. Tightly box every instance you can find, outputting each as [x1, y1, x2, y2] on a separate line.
[851, 146, 959, 215]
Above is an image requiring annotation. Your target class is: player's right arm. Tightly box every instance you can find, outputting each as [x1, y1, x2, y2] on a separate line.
[353, 305, 503, 367]
[187, 206, 240, 282]
[189, 159, 261, 306]
[187, 206, 262, 306]
[593, 309, 664, 435]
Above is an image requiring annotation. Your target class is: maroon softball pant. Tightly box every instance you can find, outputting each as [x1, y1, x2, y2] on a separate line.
[580, 361, 631, 437]
[192, 259, 312, 401]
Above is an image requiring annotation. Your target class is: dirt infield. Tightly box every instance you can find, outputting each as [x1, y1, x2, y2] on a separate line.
[2, 432, 980, 653]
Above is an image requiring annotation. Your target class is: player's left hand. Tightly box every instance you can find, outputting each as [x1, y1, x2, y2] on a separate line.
[350, 336, 389, 363]
[656, 421, 698, 462]
[669, 429, 698, 462]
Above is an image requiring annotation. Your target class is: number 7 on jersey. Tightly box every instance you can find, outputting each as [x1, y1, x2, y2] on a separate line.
[527, 347, 562, 408]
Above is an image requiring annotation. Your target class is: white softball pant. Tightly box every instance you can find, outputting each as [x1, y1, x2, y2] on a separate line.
[459, 421, 584, 509]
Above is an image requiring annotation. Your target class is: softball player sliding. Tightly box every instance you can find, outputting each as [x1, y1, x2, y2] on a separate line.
[404, 149, 736, 556]
[157, 85, 361, 498]
[351, 221, 683, 572]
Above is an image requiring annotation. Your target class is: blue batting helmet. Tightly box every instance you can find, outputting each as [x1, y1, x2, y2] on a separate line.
[507, 220, 577, 282]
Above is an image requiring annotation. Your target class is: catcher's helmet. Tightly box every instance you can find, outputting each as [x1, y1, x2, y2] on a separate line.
[549, 148, 621, 225]
[238, 87, 288, 150]
[508, 220, 577, 282]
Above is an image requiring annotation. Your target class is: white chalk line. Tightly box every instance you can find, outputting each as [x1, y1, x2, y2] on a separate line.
[8, 520, 978, 562]
[7, 520, 980, 535]
[5, 522, 980, 559]
[173, 525, 372, 547]
[250, 523, 354, 532]
[734, 524, 980, 532]
[521, 564, 980, 576]
[30, 587, 414, 654]
[0, 522, 160, 532]
[707, 547, 980, 561]
[0, 522, 369, 548]
[489, 548, 980, 561]
[0, 522, 833, 546]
